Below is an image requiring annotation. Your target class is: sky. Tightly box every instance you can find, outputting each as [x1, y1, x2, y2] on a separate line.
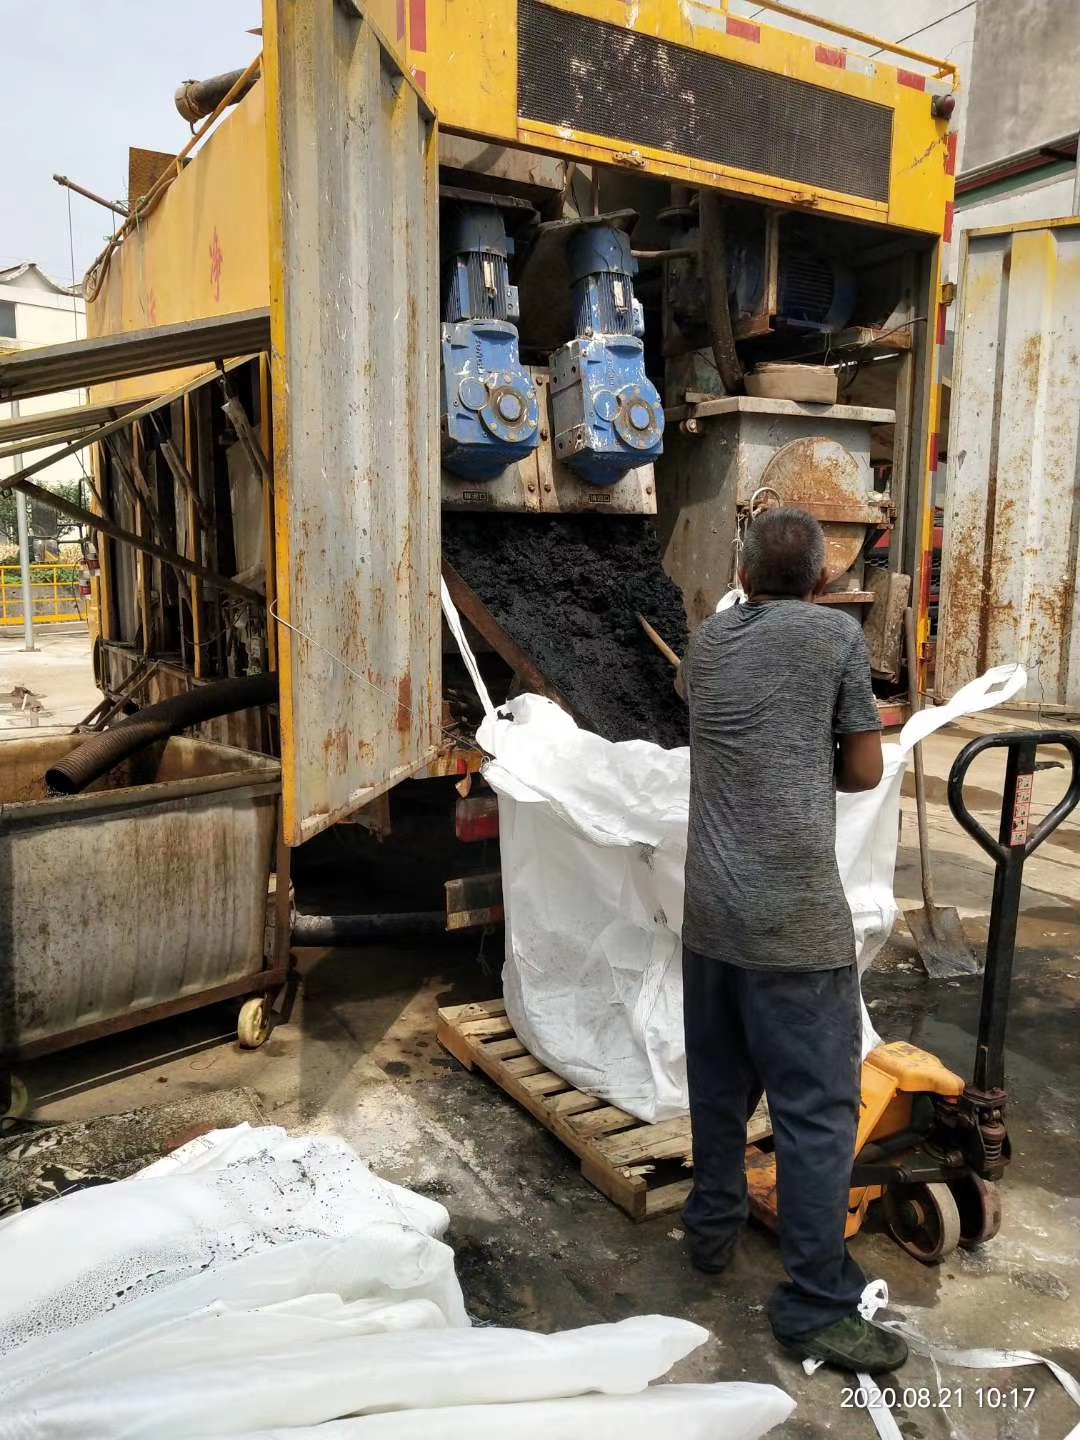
[1, 0, 261, 286]
[1, 0, 973, 290]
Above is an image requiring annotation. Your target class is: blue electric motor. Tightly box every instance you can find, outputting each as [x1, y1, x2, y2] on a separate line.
[549, 226, 664, 485]
[440, 207, 540, 480]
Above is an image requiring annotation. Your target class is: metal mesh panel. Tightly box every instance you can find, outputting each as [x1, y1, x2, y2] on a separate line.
[517, 0, 893, 204]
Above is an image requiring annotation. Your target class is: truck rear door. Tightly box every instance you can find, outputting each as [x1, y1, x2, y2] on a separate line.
[263, 0, 441, 845]
[937, 218, 1080, 710]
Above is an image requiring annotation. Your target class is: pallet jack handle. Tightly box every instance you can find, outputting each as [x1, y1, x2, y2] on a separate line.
[947, 730, 1080, 1093]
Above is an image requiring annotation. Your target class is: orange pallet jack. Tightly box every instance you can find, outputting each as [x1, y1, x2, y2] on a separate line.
[746, 729, 1080, 1263]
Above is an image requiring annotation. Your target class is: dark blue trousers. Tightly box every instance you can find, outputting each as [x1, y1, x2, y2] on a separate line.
[682, 945, 866, 1340]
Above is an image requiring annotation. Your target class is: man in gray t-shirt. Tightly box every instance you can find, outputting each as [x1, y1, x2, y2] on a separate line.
[677, 507, 907, 1375]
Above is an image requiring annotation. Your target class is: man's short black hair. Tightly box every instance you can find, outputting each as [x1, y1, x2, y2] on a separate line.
[741, 507, 826, 598]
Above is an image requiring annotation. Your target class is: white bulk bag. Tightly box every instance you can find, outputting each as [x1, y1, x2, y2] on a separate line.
[463, 588, 1025, 1124]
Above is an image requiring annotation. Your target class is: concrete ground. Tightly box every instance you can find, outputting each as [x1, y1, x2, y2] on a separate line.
[9, 707, 1080, 1438]
[0, 621, 98, 734]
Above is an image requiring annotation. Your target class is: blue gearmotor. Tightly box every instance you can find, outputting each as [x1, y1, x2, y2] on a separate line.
[550, 226, 664, 485]
[440, 206, 540, 481]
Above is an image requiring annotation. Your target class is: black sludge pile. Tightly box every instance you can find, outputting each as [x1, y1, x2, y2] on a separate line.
[442, 513, 690, 749]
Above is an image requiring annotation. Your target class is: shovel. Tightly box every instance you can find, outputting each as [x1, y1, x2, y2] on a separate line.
[637, 613, 681, 668]
[902, 607, 979, 978]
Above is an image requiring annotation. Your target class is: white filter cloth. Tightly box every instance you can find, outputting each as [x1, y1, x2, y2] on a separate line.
[0, 1125, 794, 1440]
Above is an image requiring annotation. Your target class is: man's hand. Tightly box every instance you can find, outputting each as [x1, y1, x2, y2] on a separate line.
[835, 731, 883, 792]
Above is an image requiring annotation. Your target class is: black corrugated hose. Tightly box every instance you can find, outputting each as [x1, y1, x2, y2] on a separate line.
[45, 671, 278, 795]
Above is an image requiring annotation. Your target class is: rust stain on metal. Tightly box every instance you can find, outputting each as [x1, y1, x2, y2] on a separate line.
[941, 514, 985, 669]
[396, 674, 413, 733]
[324, 724, 349, 772]
[759, 437, 875, 581]
[1018, 333, 1041, 391]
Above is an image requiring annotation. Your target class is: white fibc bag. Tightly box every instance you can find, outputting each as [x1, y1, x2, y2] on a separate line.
[445, 583, 1026, 1123]
[0, 1125, 795, 1440]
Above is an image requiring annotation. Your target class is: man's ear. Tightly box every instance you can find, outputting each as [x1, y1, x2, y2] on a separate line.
[813, 565, 829, 597]
[737, 566, 750, 594]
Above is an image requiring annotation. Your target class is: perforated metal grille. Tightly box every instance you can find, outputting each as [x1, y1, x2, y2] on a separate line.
[517, 0, 893, 204]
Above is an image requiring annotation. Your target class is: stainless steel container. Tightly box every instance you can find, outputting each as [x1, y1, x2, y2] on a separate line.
[0, 735, 281, 1059]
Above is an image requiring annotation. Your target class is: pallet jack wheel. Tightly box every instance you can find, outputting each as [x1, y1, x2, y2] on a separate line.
[949, 1175, 1002, 1249]
[237, 996, 272, 1049]
[882, 1181, 962, 1263]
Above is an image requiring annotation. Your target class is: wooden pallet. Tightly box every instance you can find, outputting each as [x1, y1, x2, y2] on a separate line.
[437, 998, 770, 1221]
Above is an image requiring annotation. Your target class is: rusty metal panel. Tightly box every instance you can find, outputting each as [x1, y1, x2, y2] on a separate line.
[864, 567, 911, 683]
[265, 0, 441, 845]
[938, 220, 1080, 708]
[127, 147, 174, 208]
[0, 735, 279, 1057]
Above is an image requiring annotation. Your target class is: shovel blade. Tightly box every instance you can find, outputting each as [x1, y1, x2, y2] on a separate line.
[906, 905, 981, 979]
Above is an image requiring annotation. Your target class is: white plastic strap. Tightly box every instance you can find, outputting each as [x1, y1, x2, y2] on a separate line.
[440, 577, 496, 720]
[848, 1279, 1080, 1440]
[897, 663, 1027, 755]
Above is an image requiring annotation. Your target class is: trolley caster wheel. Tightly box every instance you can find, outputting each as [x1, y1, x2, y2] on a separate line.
[237, 996, 273, 1049]
[1, 1075, 29, 1123]
[949, 1175, 1002, 1249]
[883, 1181, 962, 1263]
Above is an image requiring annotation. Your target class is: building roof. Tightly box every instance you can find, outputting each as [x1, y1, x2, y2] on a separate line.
[0, 262, 82, 298]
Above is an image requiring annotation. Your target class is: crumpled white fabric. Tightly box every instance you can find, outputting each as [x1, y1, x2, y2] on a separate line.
[453, 559, 1025, 1122]
[235, 1383, 795, 1439]
[0, 1125, 794, 1440]
[0, 1123, 462, 1360]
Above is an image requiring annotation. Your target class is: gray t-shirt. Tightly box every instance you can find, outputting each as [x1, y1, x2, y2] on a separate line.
[680, 599, 881, 971]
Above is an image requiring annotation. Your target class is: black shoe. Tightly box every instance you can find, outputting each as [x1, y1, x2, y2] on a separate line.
[778, 1314, 909, 1375]
[688, 1237, 737, 1274]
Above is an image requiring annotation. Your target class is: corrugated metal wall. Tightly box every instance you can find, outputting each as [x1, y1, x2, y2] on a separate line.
[938, 220, 1080, 709]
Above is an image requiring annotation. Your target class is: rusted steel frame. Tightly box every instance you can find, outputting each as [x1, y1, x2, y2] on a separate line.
[441, 560, 582, 719]
[0, 428, 101, 463]
[0, 373, 224, 494]
[104, 431, 157, 528]
[0, 399, 141, 445]
[12, 478, 263, 604]
[796, 500, 894, 524]
[5, 965, 288, 1062]
[116, 427, 196, 628]
[152, 423, 211, 528]
[53, 172, 128, 217]
[182, 392, 206, 677]
[699, 190, 745, 395]
[72, 659, 161, 733]
[257, 355, 277, 672]
[219, 383, 274, 488]
[7, 769, 279, 830]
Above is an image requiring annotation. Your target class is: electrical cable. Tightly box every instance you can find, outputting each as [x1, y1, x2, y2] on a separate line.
[865, 2, 976, 58]
[745, 1, 973, 61]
